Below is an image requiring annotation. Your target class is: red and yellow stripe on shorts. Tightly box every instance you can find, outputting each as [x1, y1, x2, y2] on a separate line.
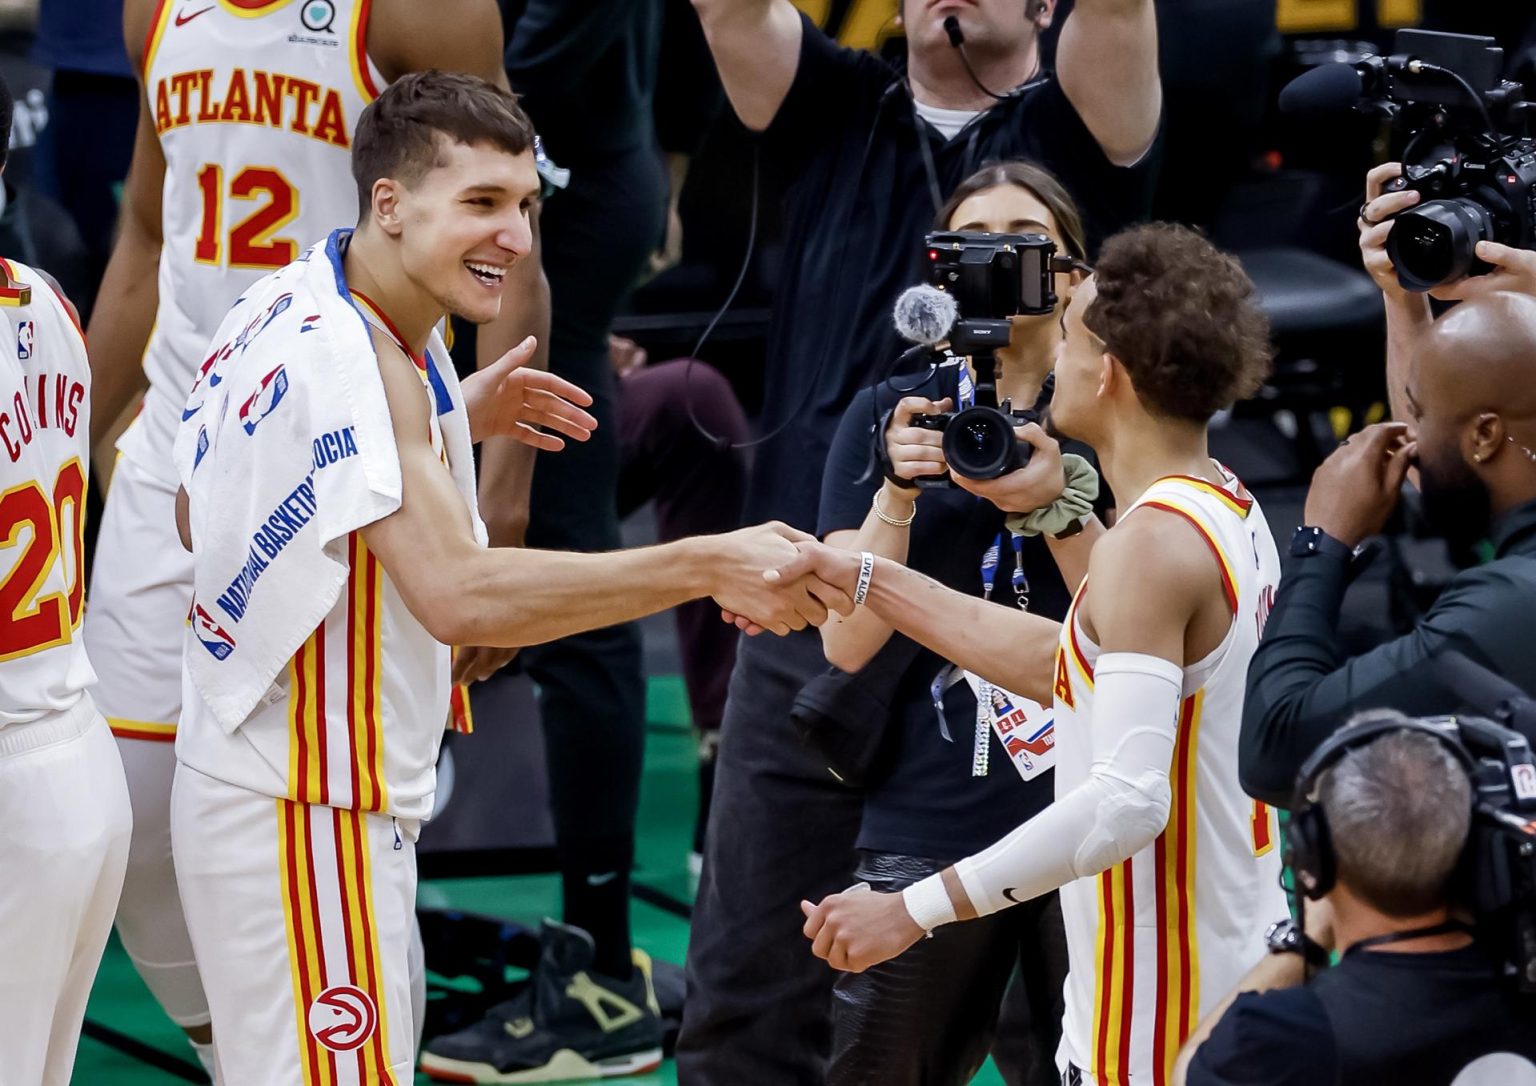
[277, 799, 397, 1084]
[286, 534, 388, 811]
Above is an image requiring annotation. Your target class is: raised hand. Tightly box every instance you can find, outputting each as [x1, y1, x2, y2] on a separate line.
[462, 335, 598, 448]
[1304, 422, 1415, 547]
[885, 396, 952, 482]
[1357, 163, 1420, 297]
[1430, 241, 1536, 303]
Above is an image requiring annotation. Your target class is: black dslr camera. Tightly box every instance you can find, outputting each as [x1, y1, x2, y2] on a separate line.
[907, 231, 1058, 484]
[1352, 30, 1536, 291]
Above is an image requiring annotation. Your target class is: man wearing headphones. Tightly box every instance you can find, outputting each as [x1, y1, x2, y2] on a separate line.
[1174, 709, 1536, 1086]
[682, 0, 1160, 1078]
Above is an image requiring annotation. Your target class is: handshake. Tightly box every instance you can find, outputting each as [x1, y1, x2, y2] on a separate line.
[705, 523, 875, 636]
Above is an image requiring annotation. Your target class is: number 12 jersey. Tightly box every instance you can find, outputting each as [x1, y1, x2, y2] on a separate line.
[125, 0, 384, 483]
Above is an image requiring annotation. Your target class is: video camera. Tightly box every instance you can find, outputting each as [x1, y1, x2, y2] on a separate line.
[1425, 652, 1536, 992]
[1284, 29, 1536, 291]
[906, 231, 1059, 483]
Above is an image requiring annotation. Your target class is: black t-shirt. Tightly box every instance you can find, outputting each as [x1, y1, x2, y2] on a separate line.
[503, 0, 662, 164]
[1187, 945, 1536, 1086]
[749, 14, 1159, 531]
[817, 362, 1084, 862]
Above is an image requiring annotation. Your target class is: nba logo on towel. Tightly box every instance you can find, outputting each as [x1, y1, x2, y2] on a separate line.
[16, 320, 32, 360]
[193, 604, 237, 660]
[240, 366, 290, 435]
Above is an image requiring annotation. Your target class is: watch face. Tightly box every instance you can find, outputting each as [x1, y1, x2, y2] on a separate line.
[1265, 918, 1297, 951]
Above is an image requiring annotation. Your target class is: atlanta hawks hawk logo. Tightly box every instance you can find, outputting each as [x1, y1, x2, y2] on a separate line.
[307, 985, 377, 1052]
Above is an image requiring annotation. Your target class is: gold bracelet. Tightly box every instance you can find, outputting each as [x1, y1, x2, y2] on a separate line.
[873, 487, 917, 527]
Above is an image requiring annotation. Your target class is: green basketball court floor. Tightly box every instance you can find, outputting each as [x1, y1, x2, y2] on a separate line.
[71, 678, 1006, 1085]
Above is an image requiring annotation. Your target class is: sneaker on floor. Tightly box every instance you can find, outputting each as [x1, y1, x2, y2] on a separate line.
[419, 919, 663, 1083]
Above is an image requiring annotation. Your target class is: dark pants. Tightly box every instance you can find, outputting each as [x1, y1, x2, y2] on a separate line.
[617, 358, 748, 734]
[519, 142, 667, 976]
[677, 631, 865, 1084]
[828, 852, 1068, 1086]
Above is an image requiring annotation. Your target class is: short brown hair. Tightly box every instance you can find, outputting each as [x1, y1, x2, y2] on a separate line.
[1083, 223, 1272, 422]
[351, 70, 536, 212]
[934, 161, 1088, 262]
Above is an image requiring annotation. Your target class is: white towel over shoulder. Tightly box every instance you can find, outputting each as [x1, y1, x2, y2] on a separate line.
[173, 228, 484, 733]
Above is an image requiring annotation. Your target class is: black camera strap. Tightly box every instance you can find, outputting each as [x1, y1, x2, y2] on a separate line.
[1343, 919, 1475, 957]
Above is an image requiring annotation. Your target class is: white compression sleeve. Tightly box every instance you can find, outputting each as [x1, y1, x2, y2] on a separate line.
[901, 652, 1183, 928]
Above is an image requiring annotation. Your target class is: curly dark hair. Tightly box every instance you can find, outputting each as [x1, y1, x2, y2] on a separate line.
[1083, 223, 1273, 423]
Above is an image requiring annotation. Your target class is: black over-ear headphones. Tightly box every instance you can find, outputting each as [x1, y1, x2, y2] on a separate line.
[1286, 716, 1477, 901]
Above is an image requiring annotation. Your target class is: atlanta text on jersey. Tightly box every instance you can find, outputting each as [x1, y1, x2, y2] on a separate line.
[154, 67, 351, 148]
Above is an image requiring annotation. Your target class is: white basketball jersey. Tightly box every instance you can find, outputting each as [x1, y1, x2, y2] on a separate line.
[0, 260, 95, 727]
[176, 290, 453, 820]
[122, 0, 383, 483]
[1051, 468, 1287, 1086]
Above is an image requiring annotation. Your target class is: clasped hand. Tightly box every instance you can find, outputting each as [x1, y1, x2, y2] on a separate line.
[800, 884, 925, 973]
[714, 523, 855, 636]
[886, 396, 1066, 514]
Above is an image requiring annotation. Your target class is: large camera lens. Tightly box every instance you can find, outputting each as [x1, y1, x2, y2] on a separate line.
[942, 406, 1029, 480]
[1387, 198, 1495, 292]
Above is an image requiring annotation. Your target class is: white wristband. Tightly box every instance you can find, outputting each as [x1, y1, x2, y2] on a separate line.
[902, 872, 958, 932]
[854, 551, 875, 606]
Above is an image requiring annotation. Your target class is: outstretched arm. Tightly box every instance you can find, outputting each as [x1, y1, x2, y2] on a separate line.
[1055, 0, 1161, 166]
[361, 329, 847, 648]
[768, 541, 1061, 702]
[800, 520, 1206, 974]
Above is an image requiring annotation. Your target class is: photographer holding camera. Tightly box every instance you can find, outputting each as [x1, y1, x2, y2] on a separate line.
[1177, 710, 1536, 1086]
[1242, 33, 1536, 804]
[783, 223, 1287, 1086]
[813, 161, 1097, 1086]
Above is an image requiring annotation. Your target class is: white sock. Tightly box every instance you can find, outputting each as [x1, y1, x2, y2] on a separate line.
[189, 1038, 217, 1082]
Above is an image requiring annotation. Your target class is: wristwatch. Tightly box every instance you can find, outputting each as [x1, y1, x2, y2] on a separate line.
[1265, 918, 1330, 968]
[1289, 526, 1356, 562]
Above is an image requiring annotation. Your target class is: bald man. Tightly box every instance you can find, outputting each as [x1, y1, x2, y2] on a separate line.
[1240, 288, 1536, 806]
